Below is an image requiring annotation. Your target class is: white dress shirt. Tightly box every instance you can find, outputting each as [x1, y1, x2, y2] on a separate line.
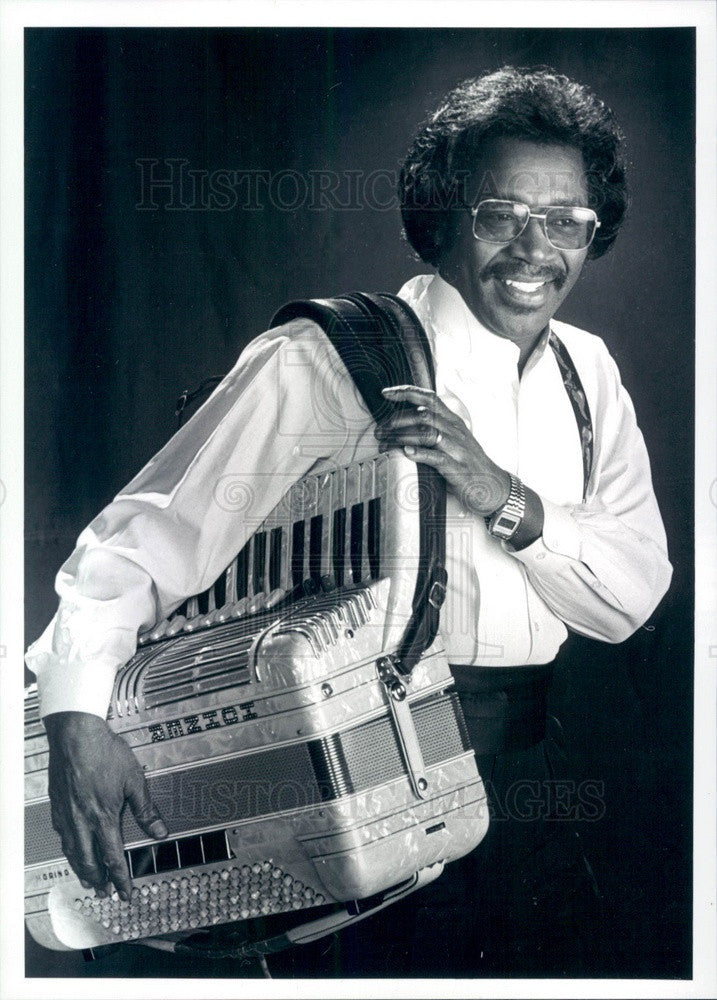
[26, 273, 672, 718]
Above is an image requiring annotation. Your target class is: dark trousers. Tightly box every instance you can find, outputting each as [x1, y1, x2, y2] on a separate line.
[406, 733, 605, 977]
[272, 667, 607, 978]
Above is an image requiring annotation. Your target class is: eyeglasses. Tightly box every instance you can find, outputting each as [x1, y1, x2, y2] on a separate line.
[470, 199, 601, 251]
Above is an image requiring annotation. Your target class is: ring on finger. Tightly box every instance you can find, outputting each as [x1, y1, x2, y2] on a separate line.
[434, 430, 443, 447]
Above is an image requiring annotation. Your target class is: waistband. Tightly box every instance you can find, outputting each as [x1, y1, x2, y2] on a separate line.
[450, 664, 554, 755]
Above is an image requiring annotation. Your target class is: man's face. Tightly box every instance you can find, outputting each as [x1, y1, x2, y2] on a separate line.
[438, 136, 590, 349]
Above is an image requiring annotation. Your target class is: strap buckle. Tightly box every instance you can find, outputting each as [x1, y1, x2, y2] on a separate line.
[428, 578, 447, 610]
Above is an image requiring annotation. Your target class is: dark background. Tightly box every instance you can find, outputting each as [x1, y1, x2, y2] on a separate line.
[25, 27, 694, 979]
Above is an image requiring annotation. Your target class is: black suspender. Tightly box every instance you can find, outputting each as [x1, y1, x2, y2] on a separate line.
[548, 331, 594, 501]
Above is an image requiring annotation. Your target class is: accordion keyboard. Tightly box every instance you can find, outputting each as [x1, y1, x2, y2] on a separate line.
[25, 451, 488, 952]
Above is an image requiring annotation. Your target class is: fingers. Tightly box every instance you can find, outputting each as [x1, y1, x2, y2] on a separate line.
[125, 764, 168, 842]
[94, 823, 133, 902]
[45, 713, 168, 901]
[52, 801, 111, 896]
[377, 428, 449, 454]
[375, 411, 457, 457]
[378, 386, 465, 452]
[382, 385, 461, 423]
[390, 444, 448, 469]
[382, 385, 438, 407]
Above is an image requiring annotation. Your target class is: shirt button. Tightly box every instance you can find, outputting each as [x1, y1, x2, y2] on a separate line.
[533, 622, 540, 632]
[535, 552, 545, 561]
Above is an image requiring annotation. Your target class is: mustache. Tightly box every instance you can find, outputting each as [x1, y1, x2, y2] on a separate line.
[482, 260, 566, 288]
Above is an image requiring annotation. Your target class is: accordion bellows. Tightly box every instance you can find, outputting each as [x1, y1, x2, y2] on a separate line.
[25, 451, 488, 951]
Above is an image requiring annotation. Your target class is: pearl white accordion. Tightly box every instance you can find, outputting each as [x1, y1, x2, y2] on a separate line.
[25, 293, 489, 956]
[25, 450, 488, 952]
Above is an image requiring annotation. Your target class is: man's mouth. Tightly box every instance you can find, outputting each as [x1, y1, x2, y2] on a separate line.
[503, 277, 548, 294]
[484, 264, 565, 310]
[493, 274, 556, 308]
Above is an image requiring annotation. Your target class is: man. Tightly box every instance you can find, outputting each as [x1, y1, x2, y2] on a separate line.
[26, 66, 672, 976]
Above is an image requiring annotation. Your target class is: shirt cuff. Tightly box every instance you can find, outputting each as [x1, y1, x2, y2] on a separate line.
[36, 661, 117, 719]
[506, 496, 581, 566]
[25, 624, 119, 720]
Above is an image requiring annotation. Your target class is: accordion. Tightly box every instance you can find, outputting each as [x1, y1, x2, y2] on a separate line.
[25, 450, 488, 953]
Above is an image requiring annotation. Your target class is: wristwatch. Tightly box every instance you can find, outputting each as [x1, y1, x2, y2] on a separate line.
[487, 474, 526, 541]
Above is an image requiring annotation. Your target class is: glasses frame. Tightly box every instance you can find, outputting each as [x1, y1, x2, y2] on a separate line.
[470, 198, 601, 251]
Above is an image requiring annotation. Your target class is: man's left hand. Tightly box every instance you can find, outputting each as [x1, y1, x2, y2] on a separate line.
[376, 385, 511, 517]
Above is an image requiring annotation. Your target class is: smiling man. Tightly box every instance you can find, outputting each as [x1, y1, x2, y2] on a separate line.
[366, 68, 673, 975]
[441, 139, 591, 361]
[27, 66, 672, 978]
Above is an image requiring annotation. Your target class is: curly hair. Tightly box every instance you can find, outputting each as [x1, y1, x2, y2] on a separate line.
[399, 66, 627, 265]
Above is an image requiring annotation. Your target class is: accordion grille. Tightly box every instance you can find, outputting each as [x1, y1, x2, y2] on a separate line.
[26, 694, 469, 867]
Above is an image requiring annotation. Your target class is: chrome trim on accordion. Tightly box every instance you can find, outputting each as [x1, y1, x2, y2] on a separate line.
[25, 451, 488, 952]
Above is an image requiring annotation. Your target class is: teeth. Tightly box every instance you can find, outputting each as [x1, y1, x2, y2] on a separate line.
[504, 279, 546, 293]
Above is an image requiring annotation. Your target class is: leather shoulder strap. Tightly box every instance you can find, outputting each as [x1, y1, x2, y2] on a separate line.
[269, 293, 447, 676]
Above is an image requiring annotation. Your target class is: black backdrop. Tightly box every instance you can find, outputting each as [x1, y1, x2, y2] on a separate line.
[25, 27, 694, 980]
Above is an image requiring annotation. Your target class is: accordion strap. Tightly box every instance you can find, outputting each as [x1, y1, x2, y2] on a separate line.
[270, 292, 447, 677]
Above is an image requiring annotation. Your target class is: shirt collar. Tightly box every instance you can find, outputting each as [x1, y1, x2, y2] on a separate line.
[398, 272, 552, 371]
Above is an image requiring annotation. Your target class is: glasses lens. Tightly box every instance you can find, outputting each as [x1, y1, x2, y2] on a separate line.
[473, 200, 529, 243]
[545, 206, 597, 250]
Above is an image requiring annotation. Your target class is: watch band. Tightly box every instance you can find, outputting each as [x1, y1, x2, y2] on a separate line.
[488, 474, 526, 541]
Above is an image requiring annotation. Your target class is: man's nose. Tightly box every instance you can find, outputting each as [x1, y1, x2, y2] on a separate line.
[511, 216, 557, 263]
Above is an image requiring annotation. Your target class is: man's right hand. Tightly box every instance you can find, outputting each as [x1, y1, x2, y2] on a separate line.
[43, 711, 168, 901]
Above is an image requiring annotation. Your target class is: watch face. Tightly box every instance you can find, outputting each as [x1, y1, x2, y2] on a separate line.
[490, 511, 521, 538]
